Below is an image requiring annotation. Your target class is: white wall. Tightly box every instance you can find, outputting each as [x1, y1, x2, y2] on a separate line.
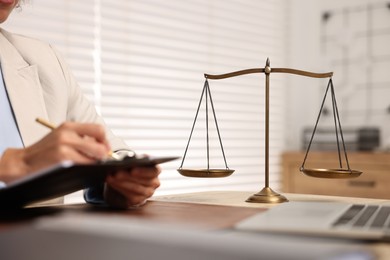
[286, 0, 390, 151]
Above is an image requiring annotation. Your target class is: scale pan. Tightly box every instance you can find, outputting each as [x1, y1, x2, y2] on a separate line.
[177, 168, 234, 178]
[301, 168, 362, 179]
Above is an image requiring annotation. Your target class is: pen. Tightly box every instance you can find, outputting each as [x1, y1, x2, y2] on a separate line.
[35, 117, 56, 130]
[35, 117, 120, 160]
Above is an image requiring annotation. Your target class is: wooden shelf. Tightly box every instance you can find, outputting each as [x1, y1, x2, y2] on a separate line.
[281, 151, 390, 199]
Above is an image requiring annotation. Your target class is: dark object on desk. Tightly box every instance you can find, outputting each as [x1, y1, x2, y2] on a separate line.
[0, 156, 178, 209]
[302, 127, 380, 151]
[357, 127, 380, 151]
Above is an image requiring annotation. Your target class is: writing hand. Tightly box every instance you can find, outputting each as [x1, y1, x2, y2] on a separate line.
[0, 122, 110, 183]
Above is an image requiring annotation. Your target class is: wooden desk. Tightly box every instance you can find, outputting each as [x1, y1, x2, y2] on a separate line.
[0, 197, 265, 232]
[1, 191, 390, 259]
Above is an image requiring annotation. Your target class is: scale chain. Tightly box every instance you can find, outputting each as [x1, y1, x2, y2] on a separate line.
[179, 80, 230, 170]
[300, 78, 352, 172]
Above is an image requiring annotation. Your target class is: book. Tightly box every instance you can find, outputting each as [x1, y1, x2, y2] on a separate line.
[0, 156, 179, 208]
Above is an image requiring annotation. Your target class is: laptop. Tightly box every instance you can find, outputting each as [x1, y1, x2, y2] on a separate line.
[235, 201, 390, 241]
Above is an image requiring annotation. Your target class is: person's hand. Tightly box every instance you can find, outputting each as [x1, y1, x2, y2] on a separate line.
[104, 166, 161, 209]
[0, 122, 110, 183]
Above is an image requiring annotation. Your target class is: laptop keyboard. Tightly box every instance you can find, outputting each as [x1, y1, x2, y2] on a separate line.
[333, 204, 390, 229]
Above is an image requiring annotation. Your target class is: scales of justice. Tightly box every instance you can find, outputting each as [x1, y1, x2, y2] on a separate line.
[178, 58, 362, 203]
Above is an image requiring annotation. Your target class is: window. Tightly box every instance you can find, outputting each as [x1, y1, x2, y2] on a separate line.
[4, 0, 288, 201]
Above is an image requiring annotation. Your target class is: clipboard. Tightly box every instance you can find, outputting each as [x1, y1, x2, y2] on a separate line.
[0, 156, 179, 208]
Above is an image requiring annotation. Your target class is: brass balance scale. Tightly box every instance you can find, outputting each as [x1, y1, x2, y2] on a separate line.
[177, 58, 362, 203]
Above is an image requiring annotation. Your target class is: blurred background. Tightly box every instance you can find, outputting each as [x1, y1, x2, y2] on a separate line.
[4, 0, 389, 202]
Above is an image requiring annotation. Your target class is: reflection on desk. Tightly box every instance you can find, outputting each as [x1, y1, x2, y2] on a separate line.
[0, 210, 372, 260]
[0, 191, 385, 260]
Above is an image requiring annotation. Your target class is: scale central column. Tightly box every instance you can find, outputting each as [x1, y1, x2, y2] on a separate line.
[246, 58, 288, 203]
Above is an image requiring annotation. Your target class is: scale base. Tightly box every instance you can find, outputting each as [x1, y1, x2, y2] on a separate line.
[246, 187, 288, 204]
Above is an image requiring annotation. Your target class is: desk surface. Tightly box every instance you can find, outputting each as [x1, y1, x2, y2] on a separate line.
[152, 190, 390, 208]
[2, 191, 390, 259]
[0, 201, 264, 231]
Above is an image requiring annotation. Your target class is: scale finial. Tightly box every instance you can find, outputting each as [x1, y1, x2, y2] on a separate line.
[265, 58, 271, 74]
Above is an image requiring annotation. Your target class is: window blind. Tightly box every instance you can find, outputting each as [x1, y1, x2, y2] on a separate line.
[4, 0, 289, 199]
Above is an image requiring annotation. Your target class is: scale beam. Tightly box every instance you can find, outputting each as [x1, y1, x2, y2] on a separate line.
[205, 67, 333, 80]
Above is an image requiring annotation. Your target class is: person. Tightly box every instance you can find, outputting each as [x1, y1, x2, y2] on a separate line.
[0, 0, 161, 208]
